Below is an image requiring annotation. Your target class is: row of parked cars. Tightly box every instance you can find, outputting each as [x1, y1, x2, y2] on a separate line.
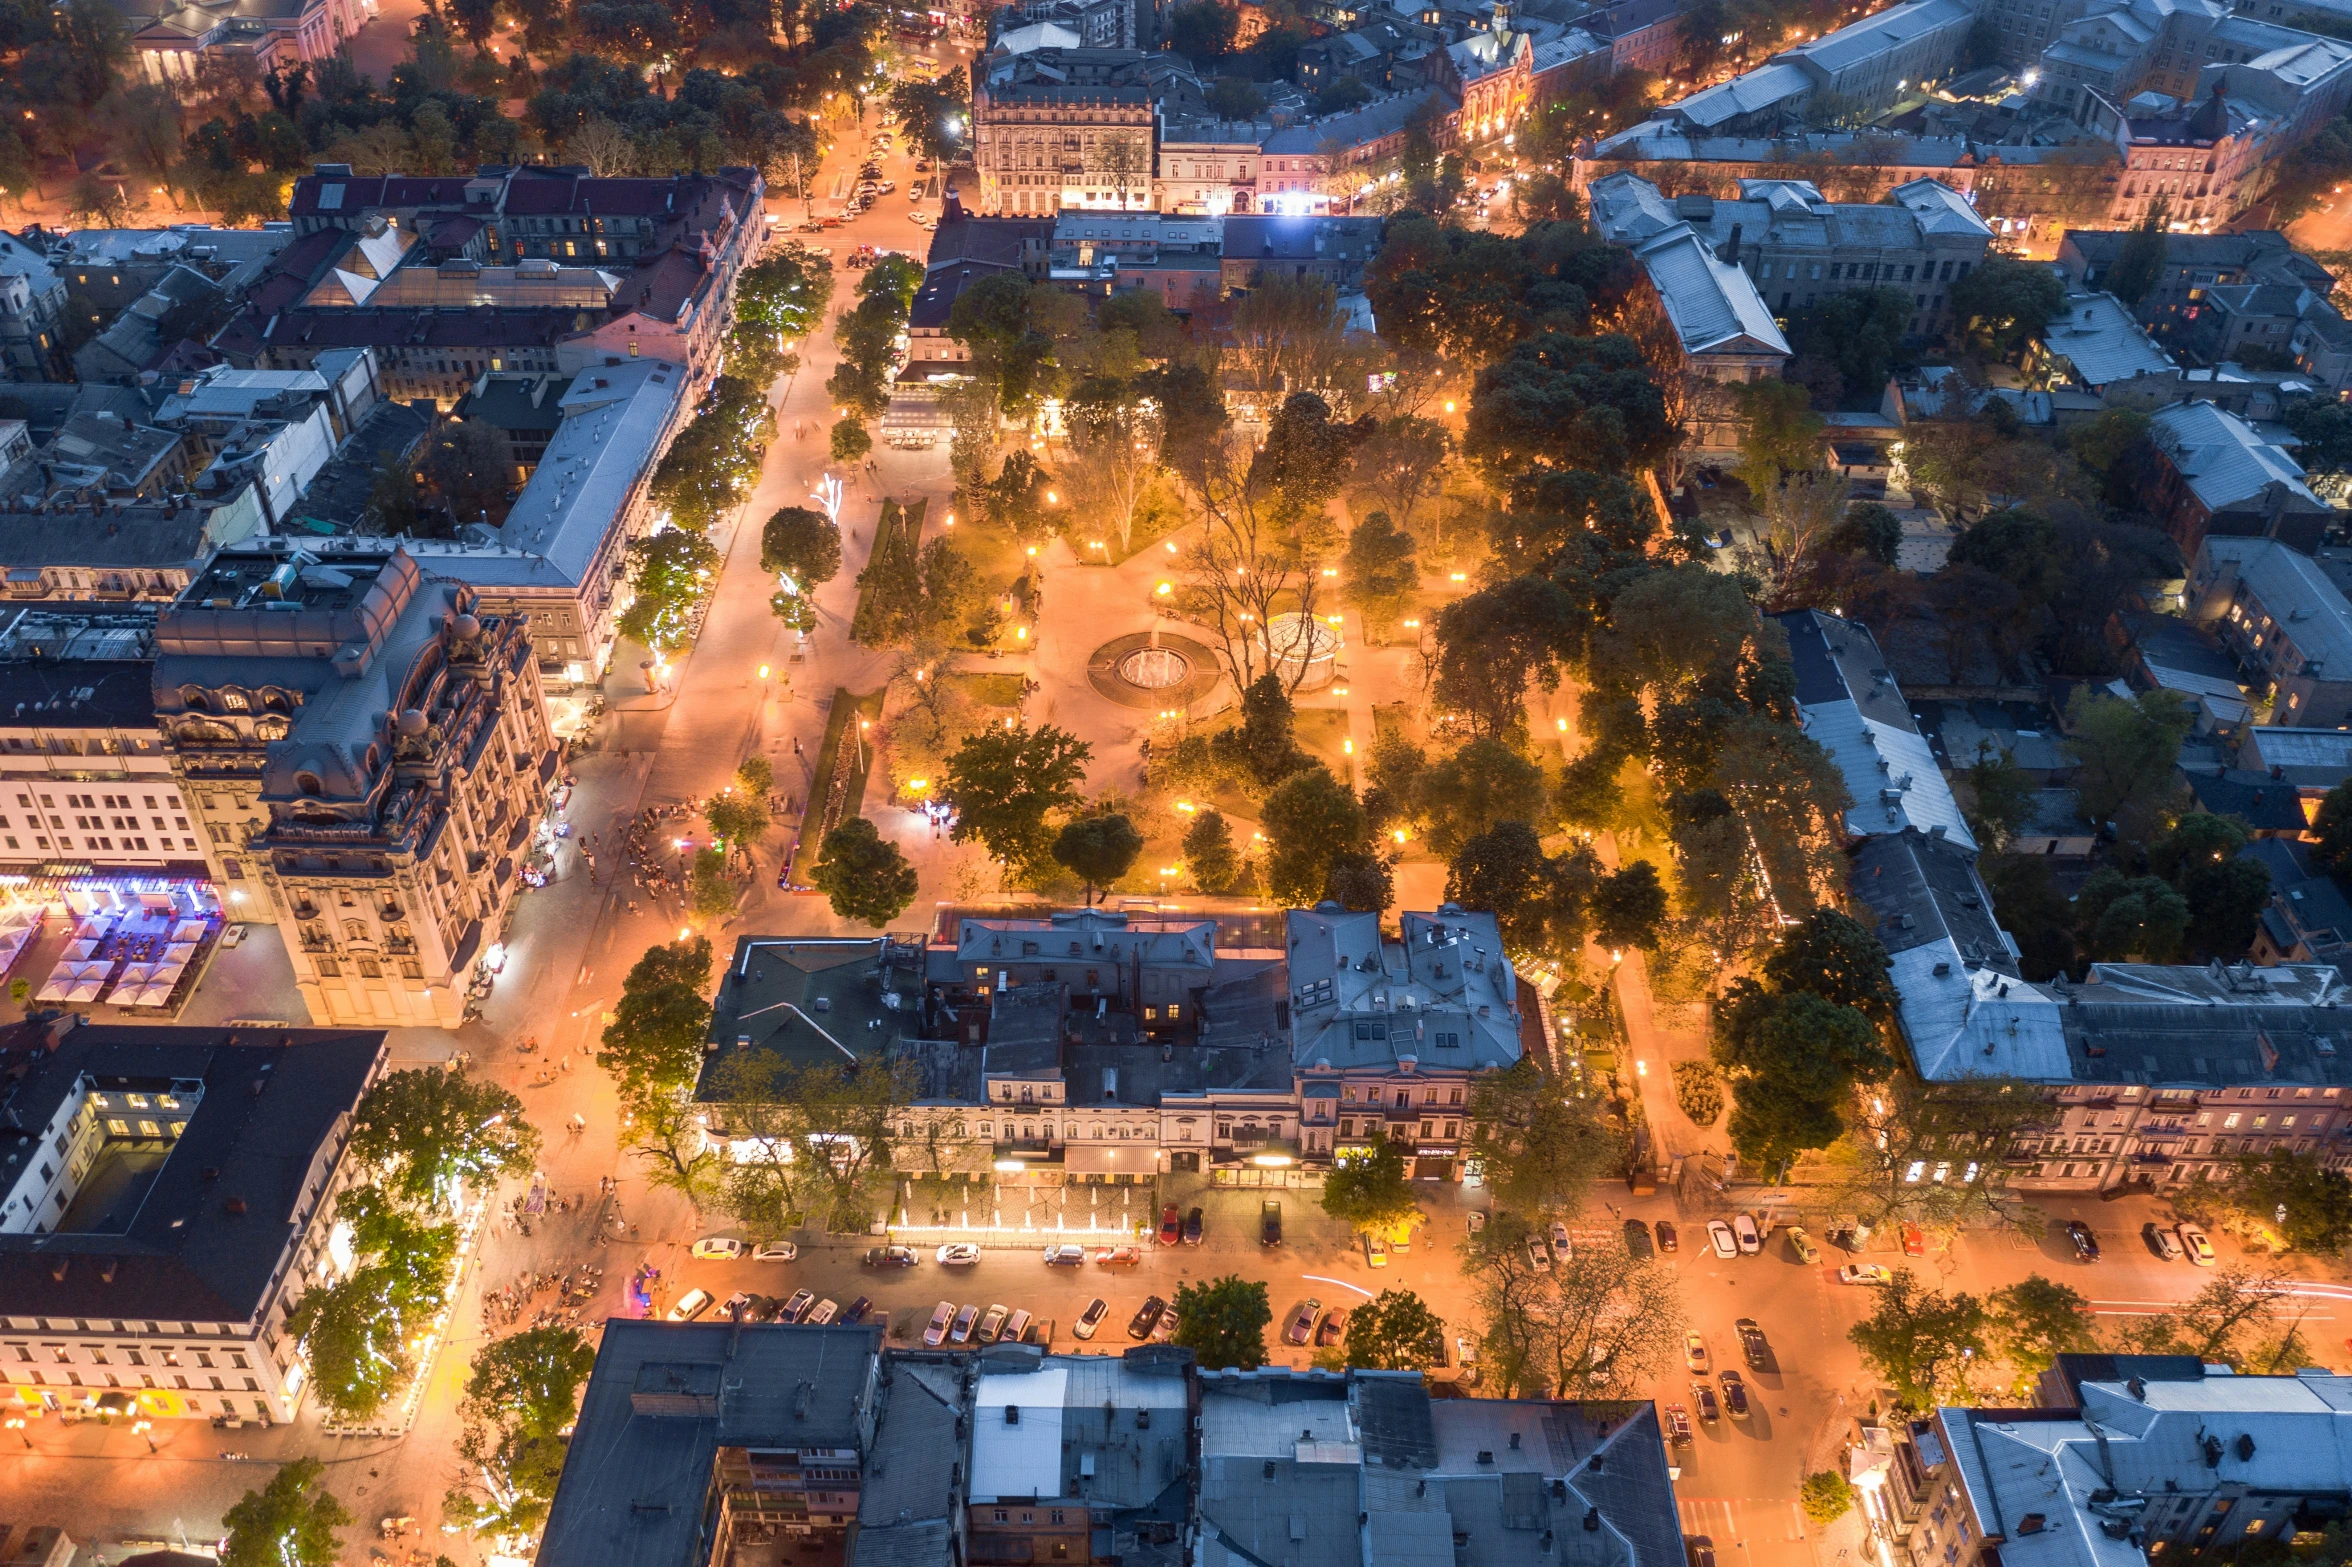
[663, 1286, 877, 1326]
[922, 1294, 1178, 1349]
[1663, 1319, 1773, 1441]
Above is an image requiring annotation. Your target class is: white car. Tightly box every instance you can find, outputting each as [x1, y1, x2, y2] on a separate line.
[1548, 1221, 1574, 1264]
[1707, 1220, 1738, 1259]
[937, 1242, 982, 1265]
[666, 1288, 714, 1322]
[1525, 1237, 1553, 1272]
[2177, 1222, 2217, 1265]
[1732, 1214, 1762, 1255]
[753, 1240, 798, 1262]
[924, 1300, 956, 1347]
[692, 1236, 745, 1260]
[1043, 1244, 1087, 1266]
[1838, 1264, 1896, 1286]
[804, 1298, 840, 1325]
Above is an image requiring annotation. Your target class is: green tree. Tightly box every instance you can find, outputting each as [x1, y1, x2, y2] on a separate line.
[1835, 501, 1903, 565]
[1260, 765, 1367, 908]
[2103, 204, 2170, 310]
[444, 1326, 598, 1535]
[1761, 909, 1897, 1021]
[1321, 1140, 1418, 1233]
[831, 417, 873, 463]
[1962, 741, 2036, 851]
[1464, 331, 1678, 479]
[690, 846, 736, 917]
[1735, 376, 1824, 493]
[2076, 867, 2191, 960]
[1412, 738, 1546, 862]
[811, 817, 919, 927]
[1341, 509, 1419, 637]
[761, 506, 842, 593]
[1951, 256, 2070, 357]
[1800, 1472, 1855, 1527]
[221, 1457, 350, 1567]
[618, 529, 720, 654]
[1986, 1275, 2095, 1386]
[1220, 672, 1308, 788]
[599, 938, 715, 1111]
[1344, 1288, 1445, 1370]
[1431, 574, 1574, 739]
[1183, 808, 1241, 894]
[1590, 861, 1668, 952]
[2314, 778, 2352, 874]
[1463, 1057, 1623, 1215]
[886, 74, 970, 163]
[942, 721, 1091, 875]
[1447, 821, 1593, 955]
[287, 1270, 412, 1420]
[2146, 812, 2271, 957]
[705, 786, 769, 868]
[1353, 417, 1450, 533]
[347, 1068, 537, 1212]
[2064, 686, 2193, 826]
[1052, 812, 1144, 904]
[1848, 1269, 1989, 1409]
[1169, 0, 1239, 59]
[423, 418, 512, 526]
[1713, 981, 1894, 1171]
[1172, 1275, 1273, 1370]
[2214, 1148, 2352, 1254]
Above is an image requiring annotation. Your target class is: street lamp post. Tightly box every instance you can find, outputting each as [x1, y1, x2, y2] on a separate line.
[4, 1414, 27, 1449]
[132, 1417, 155, 1453]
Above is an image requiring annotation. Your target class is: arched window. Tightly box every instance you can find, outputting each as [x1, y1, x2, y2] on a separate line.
[180, 687, 209, 712]
[294, 770, 323, 796]
[256, 717, 289, 741]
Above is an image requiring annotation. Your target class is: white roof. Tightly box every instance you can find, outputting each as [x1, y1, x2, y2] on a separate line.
[2202, 535, 2352, 673]
[1898, 950, 2071, 1079]
[1671, 60, 1814, 128]
[1630, 225, 1791, 358]
[971, 1362, 1070, 1502]
[1782, 0, 1973, 74]
[2153, 400, 2327, 514]
[2039, 290, 2177, 386]
[1800, 699, 1978, 851]
[1888, 177, 1993, 237]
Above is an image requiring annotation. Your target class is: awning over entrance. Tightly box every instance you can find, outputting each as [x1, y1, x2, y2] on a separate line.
[1064, 1142, 1149, 1176]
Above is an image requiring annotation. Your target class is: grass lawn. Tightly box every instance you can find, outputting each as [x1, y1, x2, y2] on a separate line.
[950, 671, 1028, 708]
[802, 686, 889, 862]
[1292, 708, 1352, 774]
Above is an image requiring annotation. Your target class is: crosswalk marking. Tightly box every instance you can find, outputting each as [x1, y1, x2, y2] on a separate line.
[1677, 1498, 1812, 1544]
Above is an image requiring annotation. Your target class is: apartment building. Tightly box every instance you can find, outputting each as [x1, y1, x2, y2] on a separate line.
[2145, 400, 2332, 559]
[0, 1019, 386, 1424]
[154, 545, 557, 1028]
[120, 0, 366, 81]
[2188, 534, 2352, 725]
[1779, 610, 1977, 851]
[971, 50, 1170, 216]
[968, 1348, 1192, 1564]
[0, 234, 73, 383]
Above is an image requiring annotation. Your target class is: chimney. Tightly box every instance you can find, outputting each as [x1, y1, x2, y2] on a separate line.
[1720, 223, 1743, 265]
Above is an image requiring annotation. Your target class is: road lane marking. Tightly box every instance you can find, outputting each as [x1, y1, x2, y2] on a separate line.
[1301, 1274, 1375, 1299]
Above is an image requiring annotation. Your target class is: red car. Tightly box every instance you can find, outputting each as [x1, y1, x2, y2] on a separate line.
[1159, 1203, 1182, 1246]
[1901, 1223, 1925, 1257]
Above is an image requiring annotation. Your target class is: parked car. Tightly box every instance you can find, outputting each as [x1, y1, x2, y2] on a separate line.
[1094, 1246, 1141, 1267]
[1184, 1208, 1203, 1245]
[1625, 1219, 1655, 1258]
[1735, 1319, 1768, 1371]
[1261, 1201, 1283, 1245]
[753, 1240, 798, 1262]
[1152, 1308, 1179, 1344]
[1004, 1308, 1032, 1343]
[1127, 1296, 1167, 1340]
[937, 1242, 982, 1266]
[1731, 1214, 1761, 1254]
[1707, 1220, 1738, 1258]
[1839, 1263, 1895, 1285]
[841, 1296, 872, 1325]
[2144, 1223, 2186, 1261]
[2178, 1222, 2217, 1265]
[1719, 1369, 1750, 1419]
[1467, 1211, 1488, 1235]
[1364, 1233, 1389, 1268]
[924, 1301, 956, 1346]
[1786, 1227, 1819, 1264]
[1900, 1223, 1925, 1257]
[1074, 1298, 1110, 1340]
[1685, 1331, 1709, 1372]
[692, 1237, 745, 1260]
[667, 1288, 714, 1323]
[1023, 1318, 1054, 1346]
[864, 1245, 916, 1268]
[1316, 1309, 1347, 1347]
[1692, 1382, 1721, 1423]
[949, 1303, 981, 1344]
[742, 1294, 780, 1322]
[1689, 1536, 1717, 1567]
[779, 1289, 816, 1323]
[722, 1291, 753, 1321]
[1457, 1338, 1480, 1387]
[976, 1304, 1009, 1344]
[1665, 1404, 1693, 1444]
[2066, 1221, 2101, 1262]
[1526, 1237, 1553, 1272]
[1043, 1244, 1087, 1266]
[1160, 1204, 1183, 1245]
[805, 1298, 840, 1326]
[1282, 1298, 1323, 1346]
[1549, 1220, 1574, 1264]
[1656, 1221, 1679, 1252]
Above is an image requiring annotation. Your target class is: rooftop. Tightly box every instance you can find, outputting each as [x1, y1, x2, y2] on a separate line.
[697, 934, 924, 1095]
[1779, 610, 1975, 851]
[2156, 402, 2328, 515]
[1285, 905, 1522, 1074]
[2038, 291, 2179, 386]
[0, 1020, 384, 1322]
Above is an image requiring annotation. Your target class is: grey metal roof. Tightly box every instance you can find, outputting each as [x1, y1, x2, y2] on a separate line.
[2156, 402, 2326, 514]
[1286, 907, 1523, 1074]
[697, 935, 922, 1095]
[2040, 291, 2178, 387]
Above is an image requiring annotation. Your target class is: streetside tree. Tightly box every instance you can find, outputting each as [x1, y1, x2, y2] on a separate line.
[1847, 1269, 1989, 1409]
[1173, 1275, 1274, 1370]
[1463, 1058, 1623, 1216]
[811, 817, 920, 928]
[941, 721, 1091, 877]
[222, 1457, 350, 1567]
[346, 1067, 538, 1213]
[1260, 766, 1368, 908]
[598, 937, 716, 1111]
[1344, 1288, 1445, 1370]
[1320, 1139, 1418, 1234]
[444, 1326, 599, 1536]
[1052, 812, 1144, 905]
